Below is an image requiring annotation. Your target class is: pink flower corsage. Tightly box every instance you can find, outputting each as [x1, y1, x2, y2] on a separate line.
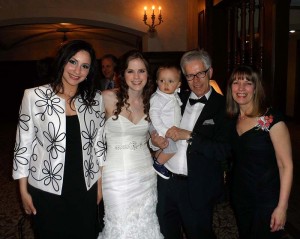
[256, 115, 274, 132]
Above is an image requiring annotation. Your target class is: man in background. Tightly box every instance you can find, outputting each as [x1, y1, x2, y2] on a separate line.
[98, 54, 119, 90]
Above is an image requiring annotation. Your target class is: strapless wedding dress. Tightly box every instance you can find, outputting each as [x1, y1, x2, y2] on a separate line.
[98, 115, 163, 239]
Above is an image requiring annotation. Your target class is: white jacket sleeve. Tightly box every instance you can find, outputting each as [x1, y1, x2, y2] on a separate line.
[94, 93, 106, 171]
[13, 89, 35, 180]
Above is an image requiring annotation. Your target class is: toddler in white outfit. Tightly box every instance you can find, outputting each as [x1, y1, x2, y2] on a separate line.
[149, 65, 182, 179]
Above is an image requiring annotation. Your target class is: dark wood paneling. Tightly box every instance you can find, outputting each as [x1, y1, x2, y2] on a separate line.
[294, 40, 300, 121]
[0, 61, 37, 122]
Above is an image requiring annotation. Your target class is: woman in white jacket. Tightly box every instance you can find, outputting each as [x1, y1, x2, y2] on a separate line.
[13, 40, 106, 239]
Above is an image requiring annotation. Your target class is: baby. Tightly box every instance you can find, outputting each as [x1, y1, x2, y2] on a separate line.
[150, 65, 182, 179]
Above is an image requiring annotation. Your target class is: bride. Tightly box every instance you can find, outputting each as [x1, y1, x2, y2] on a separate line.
[98, 50, 163, 239]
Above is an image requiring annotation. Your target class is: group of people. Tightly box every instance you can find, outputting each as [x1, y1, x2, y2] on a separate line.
[13, 39, 293, 239]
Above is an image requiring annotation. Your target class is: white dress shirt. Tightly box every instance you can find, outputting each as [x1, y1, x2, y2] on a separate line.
[165, 87, 212, 175]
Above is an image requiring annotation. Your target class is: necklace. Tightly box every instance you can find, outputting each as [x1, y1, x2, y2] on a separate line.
[126, 96, 143, 113]
[128, 105, 143, 113]
[238, 115, 247, 120]
[127, 101, 143, 113]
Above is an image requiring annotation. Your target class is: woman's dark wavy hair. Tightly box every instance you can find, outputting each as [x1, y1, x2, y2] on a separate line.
[226, 65, 267, 118]
[114, 50, 154, 121]
[50, 39, 99, 106]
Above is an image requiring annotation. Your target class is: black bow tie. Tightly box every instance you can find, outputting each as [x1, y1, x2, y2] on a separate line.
[189, 96, 207, 105]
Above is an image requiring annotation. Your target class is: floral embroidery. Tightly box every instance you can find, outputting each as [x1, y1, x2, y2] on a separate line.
[35, 88, 64, 120]
[256, 114, 273, 132]
[95, 134, 107, 161]
[84, 156, 99, 187]
[43, 122, 66, 159]
[13, 143, 28, 171]
[41, 160, 63, 192]
[13, 108, 31, 171]
[13, 85, 105, 193]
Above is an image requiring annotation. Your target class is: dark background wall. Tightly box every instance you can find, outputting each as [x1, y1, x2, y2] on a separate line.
[1, 61, 37, 123]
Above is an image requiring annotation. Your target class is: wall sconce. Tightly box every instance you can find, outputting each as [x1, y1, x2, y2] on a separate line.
[143, 5, 163, 33]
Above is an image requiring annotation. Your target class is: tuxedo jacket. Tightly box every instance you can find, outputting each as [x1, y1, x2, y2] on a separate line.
[180, 88, 232, 209]
[12, 84, 106, 195]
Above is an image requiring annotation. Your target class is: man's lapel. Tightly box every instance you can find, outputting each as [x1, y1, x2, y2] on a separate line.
[193, 89, 218, 129]
[179, 88, 219, 129]
[180, 91, 190, 116]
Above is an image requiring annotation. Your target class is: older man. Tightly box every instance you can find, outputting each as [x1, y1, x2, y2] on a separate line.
[152, 49, 232, 239]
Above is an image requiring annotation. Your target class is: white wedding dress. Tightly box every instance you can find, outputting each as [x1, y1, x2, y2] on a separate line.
[98, 115, 163, 239]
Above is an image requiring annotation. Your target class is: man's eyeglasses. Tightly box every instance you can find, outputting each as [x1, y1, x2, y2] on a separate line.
[185, 68, 210, 81]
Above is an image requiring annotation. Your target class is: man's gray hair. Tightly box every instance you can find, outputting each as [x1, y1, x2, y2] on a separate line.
[180, 49, 212, 75]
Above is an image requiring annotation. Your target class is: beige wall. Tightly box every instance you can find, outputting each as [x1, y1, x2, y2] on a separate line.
[0, 0, 191, 60]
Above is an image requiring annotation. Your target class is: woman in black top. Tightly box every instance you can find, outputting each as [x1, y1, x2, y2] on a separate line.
[226, 65, 293, 239]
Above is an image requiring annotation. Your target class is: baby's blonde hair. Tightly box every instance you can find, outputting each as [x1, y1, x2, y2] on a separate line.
[156, 65, 182, 82]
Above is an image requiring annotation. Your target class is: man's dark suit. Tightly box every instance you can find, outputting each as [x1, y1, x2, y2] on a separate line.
[183, 89, 231, 209]
[157, 88, 232, 239]
[98, 78, 110, 91]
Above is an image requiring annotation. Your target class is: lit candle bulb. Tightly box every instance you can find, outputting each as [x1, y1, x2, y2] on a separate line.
[152, 5, 155, 14]
[159, 6, 161, 15]
[144, 6, 147, 15]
